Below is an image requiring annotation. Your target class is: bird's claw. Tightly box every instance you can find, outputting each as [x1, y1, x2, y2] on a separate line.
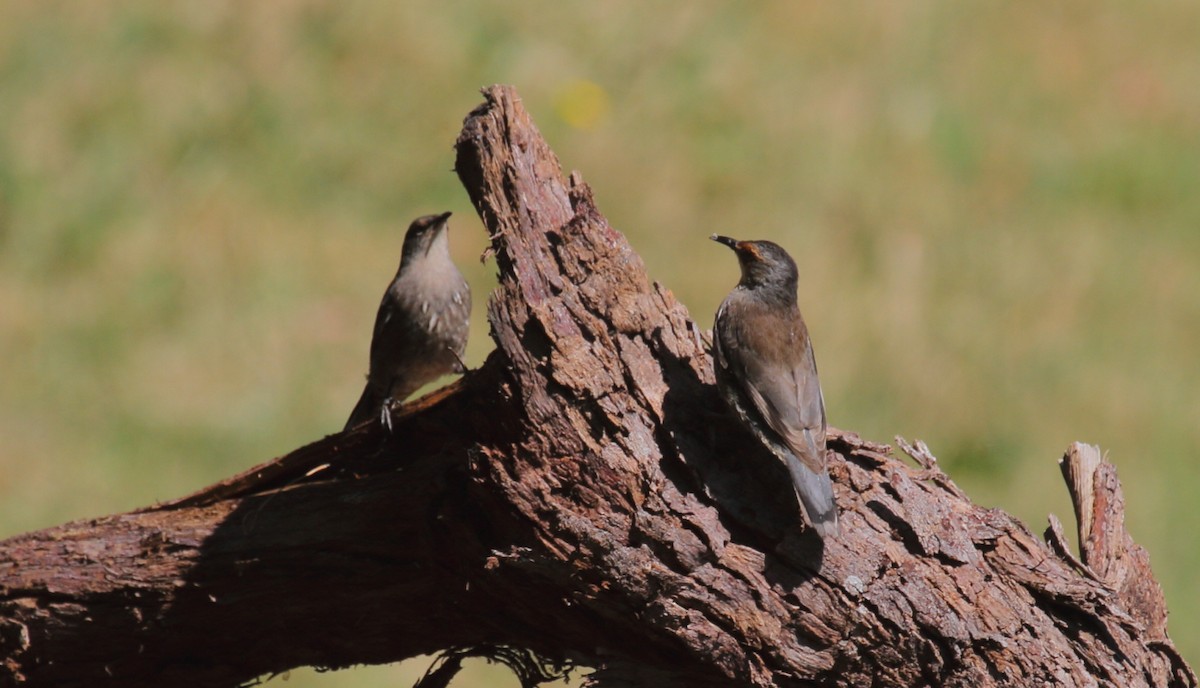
[379, 398, 396, 433]
[447, 346, 469, 374]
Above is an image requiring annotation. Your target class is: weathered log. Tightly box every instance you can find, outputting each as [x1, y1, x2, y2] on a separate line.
[0, 85, 1192, 688]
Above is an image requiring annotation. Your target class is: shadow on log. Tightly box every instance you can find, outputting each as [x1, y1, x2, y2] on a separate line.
[0, 85, 1194, 688]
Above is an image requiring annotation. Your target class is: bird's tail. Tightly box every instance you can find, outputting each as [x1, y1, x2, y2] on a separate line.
[344, 383, 379, 431]
[783, 452, 840, 538]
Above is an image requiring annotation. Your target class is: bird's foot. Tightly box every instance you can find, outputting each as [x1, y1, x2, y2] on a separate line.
[379, 397, 397, 433]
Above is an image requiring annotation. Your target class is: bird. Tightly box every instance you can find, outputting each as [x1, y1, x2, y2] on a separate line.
[710, 235, 839, 538]
[345, 212, 471, 431]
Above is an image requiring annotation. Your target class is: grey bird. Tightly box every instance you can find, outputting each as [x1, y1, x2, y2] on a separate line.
[710, 235, 838, 538]
[345, 212, 471, 431]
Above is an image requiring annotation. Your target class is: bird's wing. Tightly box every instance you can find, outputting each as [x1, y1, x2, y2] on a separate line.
[367, 282, 402, 370]
[713, 302, 731, 371]
[734, 320, 827, 475]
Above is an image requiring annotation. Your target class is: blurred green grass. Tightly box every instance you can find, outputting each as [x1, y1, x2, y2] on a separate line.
[2, 2, 1198, 684]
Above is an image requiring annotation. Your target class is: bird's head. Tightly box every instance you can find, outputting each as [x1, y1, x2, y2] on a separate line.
[400, 211, 453, 266]
[710, 235, 799, 291]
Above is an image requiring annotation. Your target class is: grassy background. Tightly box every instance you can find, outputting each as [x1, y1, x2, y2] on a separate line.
[2, 2, 1198, 685]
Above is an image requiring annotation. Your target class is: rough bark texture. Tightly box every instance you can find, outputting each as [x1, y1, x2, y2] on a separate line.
[0, 85, 1194, 688]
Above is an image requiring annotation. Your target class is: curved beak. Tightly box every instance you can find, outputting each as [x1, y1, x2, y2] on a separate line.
[710, 234, 739, 249]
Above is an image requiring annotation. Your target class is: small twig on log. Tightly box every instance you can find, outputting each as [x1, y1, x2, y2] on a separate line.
[1044, 512, 1103, 584]
[894, 435, 968, 500]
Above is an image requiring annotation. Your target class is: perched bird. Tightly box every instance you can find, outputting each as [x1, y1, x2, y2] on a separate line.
[710, 235, 838, 538]
[345, 212, 471, 431]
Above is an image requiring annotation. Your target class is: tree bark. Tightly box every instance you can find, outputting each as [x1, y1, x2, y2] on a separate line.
[0, 85, 1193, 688]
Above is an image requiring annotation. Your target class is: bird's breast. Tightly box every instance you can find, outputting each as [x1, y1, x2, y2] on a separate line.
[719, 293, 808, 367]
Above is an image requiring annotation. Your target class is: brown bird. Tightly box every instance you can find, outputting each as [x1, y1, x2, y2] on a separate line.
[710, 235, 838, 538]
[345, 212, 471, 431]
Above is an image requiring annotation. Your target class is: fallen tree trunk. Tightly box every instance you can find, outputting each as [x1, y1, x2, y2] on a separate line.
[0, 85, 1193, 688]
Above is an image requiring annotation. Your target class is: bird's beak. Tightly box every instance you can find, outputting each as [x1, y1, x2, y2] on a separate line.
[426, 212, 453, 256]
[710, 234, 739, 249]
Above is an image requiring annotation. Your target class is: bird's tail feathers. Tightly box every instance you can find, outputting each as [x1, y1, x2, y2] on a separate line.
[344, 384, 379, 431]
[783, 452, 840, 538]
